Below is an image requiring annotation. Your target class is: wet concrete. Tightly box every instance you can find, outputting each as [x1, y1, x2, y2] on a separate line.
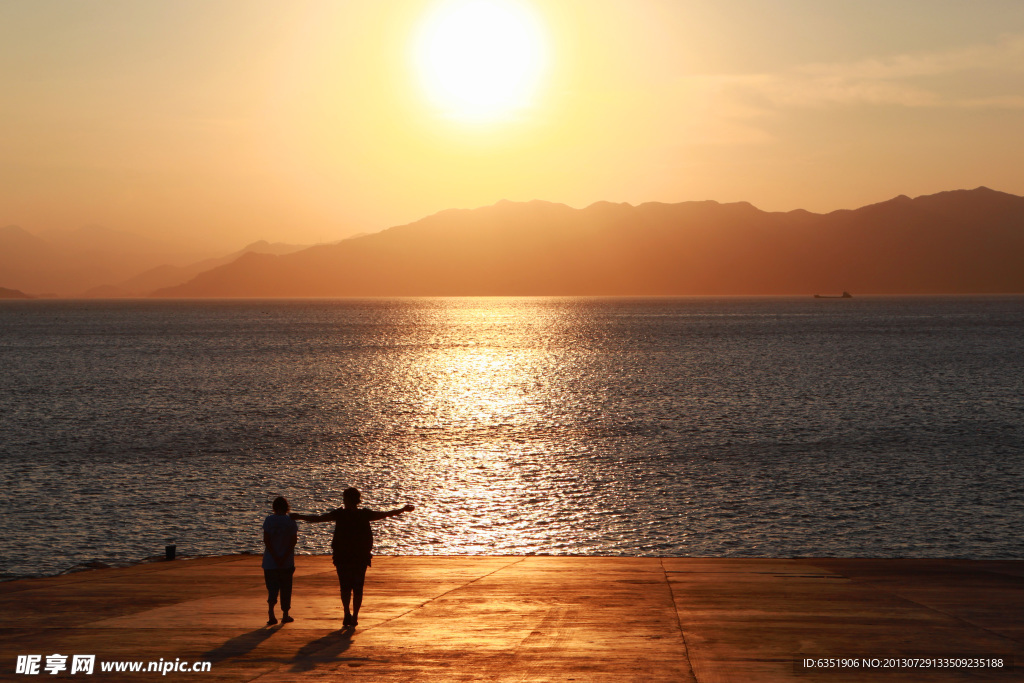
[1, 556, 1021, 681]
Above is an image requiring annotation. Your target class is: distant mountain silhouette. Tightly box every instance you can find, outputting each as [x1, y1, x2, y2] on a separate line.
[0, 221, 317, 297]
[0, 286, 32, 299]
[151, 187, 1024, 297]
[82, 240, 311, 298]
[0, 224, 214, 297]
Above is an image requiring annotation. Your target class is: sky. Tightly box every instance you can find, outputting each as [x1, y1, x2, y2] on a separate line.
[2, 0, 1023, 250]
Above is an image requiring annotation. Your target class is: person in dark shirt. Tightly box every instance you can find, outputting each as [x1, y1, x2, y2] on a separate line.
[262, 496, 298, 625]
[291, 487, 414, 627]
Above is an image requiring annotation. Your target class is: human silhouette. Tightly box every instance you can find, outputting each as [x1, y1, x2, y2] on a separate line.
[291, 488, 414, 627]
[262, 496, 298, 625]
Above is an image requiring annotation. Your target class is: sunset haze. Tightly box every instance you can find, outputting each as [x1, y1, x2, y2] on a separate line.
[3, 0, 1024, 256]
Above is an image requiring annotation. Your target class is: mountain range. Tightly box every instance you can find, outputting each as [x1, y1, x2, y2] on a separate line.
[82, 241, 312, 298]
[0, 225, 206, 297]
[0, 225, 310, 297]
[151, 187, 1024, 297]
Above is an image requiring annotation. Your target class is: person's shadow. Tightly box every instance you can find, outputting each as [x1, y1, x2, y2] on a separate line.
[202, 626, 281, 663]
[289, 626, 367, 673]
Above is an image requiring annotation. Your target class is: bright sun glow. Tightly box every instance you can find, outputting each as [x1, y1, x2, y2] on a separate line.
[414, 0, 548, 123]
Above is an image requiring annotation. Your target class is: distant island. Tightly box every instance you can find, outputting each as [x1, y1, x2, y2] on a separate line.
[0, 286, 32, 299]
[151, 187, 1024, 298]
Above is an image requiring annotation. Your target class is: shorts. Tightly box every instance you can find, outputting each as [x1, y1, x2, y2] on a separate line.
[334, 562, 368, 591]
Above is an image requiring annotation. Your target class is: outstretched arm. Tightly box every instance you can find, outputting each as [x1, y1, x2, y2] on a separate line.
[290, 512, 334, 523]
[367, 504, 415, 522]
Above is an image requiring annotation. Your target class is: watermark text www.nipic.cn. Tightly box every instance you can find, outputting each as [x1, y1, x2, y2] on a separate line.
[15, 655, 213, 675]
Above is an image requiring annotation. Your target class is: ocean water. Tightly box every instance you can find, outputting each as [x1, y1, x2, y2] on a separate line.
[1, 296, 1022, 578]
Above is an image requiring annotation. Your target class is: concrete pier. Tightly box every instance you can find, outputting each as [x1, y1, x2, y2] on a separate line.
[1, 556, 1021, 681]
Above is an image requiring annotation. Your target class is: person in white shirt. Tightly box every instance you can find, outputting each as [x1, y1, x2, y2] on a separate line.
[262, 496, 298, 625]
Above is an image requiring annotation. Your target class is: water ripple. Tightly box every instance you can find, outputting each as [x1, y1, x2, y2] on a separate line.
[1, 296, 1023, 577]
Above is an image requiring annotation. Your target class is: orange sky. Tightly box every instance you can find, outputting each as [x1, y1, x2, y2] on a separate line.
[2, 0, 1023, 251]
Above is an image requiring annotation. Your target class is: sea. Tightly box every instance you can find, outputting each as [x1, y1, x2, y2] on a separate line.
[1, 296, 1022, 579]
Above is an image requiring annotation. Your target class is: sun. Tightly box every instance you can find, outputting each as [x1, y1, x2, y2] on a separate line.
[414, 0, 548, 123]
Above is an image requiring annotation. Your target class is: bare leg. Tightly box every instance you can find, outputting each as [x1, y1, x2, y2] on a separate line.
[341, 587, 352, 622]
[352, 586, 363, 624]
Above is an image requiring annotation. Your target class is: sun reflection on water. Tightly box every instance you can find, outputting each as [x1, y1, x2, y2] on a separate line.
[365, 299, 602, 556]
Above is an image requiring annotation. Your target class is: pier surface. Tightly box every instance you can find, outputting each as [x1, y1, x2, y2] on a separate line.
[1, 556, 1022, 681]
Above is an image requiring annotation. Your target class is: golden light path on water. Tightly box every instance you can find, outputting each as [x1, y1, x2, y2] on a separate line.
[302, 299, 619, 557]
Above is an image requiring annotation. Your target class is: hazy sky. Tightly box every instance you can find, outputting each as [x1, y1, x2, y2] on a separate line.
[2, 0, 1023, 249]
